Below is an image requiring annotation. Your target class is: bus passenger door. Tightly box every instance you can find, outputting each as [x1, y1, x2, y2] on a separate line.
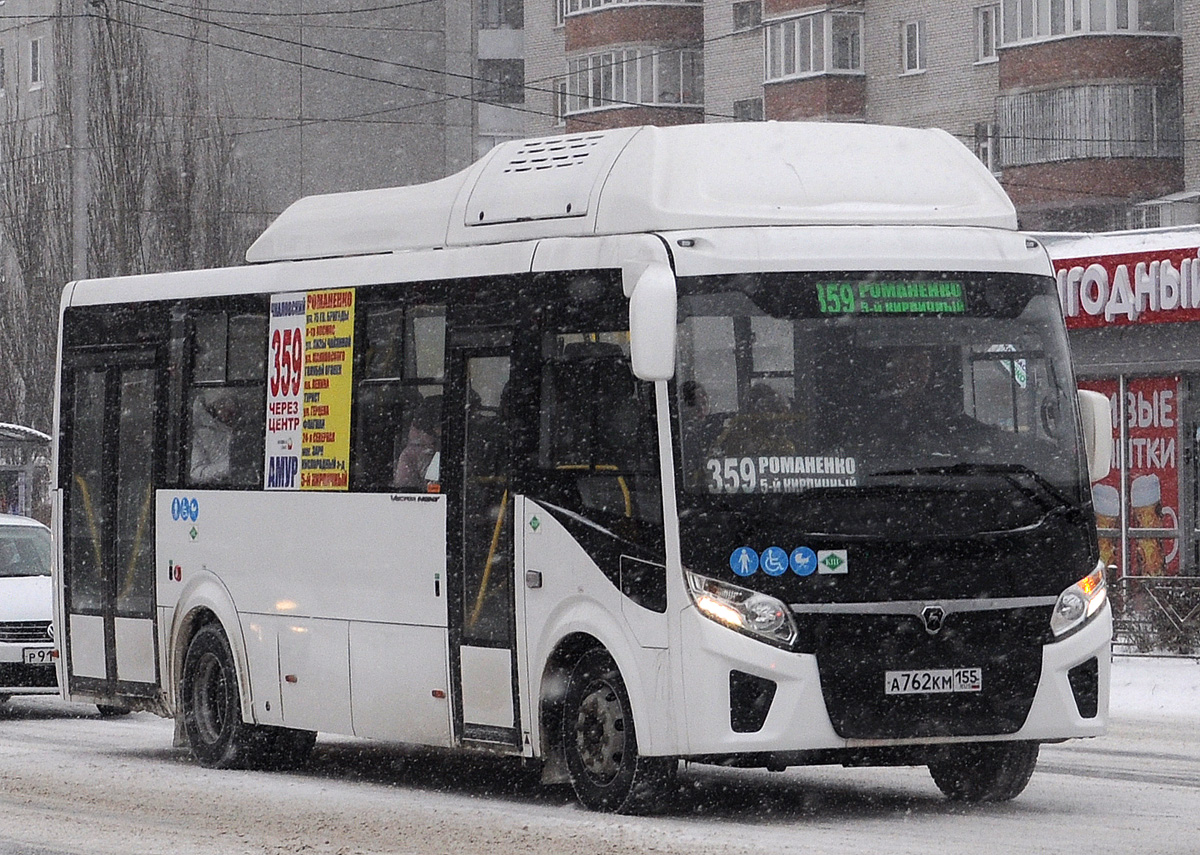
[448, 347, 521, 748]
[61, 351, 162, 703]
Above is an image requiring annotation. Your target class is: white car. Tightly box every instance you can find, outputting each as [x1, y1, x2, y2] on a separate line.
[0, 514, 56, 703]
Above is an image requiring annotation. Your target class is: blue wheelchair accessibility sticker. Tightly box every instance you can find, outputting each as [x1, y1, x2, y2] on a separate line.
[760, 546, 789, 576]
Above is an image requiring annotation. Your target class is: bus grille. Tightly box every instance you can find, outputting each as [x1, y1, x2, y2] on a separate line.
[0, 621, 53, 644]
[804, 607, 1052, 740]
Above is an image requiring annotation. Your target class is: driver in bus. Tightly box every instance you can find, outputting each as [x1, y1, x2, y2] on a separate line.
[867, 345, 990, 454]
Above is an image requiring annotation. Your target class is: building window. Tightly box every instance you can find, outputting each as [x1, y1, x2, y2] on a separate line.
[481, 0, 523, 29]
[733, 1, 762, 32]
[997, 83, 1182, 167]
[29, 37, 43, 89]
[974, 122, 998, 171]
[764, 11, 863, 82]
[1001, 0, 1176, 45]
[566, 48, 703, 114]
[901, 21, 924, 74]
[553, 77, 568, 125]
[565, 0, 700, 13]
[733, 97, 764, 121]
[555, 0, 567, 26]
[976, 4, 999, 61]
[478, 59, 525, 104]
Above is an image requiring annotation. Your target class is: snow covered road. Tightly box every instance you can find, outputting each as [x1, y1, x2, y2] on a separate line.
[0, 656, 1196, 855]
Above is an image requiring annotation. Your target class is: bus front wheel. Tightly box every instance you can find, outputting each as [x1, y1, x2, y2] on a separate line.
[927, 741, 1040, 802]
[561, 649, 675, 813]
[181, 623, 315, 770]
[181, 623, 261, 768]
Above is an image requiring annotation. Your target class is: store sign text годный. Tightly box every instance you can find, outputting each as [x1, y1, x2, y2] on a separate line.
[1055, 246, 1200, 329]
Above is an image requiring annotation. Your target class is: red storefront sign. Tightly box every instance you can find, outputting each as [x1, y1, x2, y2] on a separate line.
[1080, 377, 1180, 577]
[1055, 246, 1200, 329]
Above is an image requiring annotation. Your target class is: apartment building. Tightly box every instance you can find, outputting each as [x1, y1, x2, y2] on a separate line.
[525, 0, 1193, 231]
[0, 0, 518, 257]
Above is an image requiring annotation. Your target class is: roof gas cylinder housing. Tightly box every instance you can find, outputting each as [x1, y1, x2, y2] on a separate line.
[246, 122, 1018, 264]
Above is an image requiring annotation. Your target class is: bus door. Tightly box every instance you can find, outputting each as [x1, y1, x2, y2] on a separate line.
[447, 343, 522, 748]
[61, 350, 161, 700]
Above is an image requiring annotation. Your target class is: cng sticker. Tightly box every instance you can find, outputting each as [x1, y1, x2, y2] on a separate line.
[529, 516, 540, 531]
[817, 550, 848, 574]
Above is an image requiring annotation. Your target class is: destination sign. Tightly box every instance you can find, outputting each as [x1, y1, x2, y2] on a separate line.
[816, 281, 965, 315]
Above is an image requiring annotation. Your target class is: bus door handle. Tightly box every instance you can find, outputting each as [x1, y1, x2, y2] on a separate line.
[525, 570, 543, 589]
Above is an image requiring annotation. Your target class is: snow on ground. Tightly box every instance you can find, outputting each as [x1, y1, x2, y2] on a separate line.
[1109, 654, 1200, 719]
[0, 655, 1196, 855]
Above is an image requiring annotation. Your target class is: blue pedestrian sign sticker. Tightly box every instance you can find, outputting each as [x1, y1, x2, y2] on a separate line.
[791, 547, 817, 576]
[761, 546, 789, 576]
[730, 547, 759, 577]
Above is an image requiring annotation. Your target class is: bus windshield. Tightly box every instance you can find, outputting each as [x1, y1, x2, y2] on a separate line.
[674, 271, 1087, 535]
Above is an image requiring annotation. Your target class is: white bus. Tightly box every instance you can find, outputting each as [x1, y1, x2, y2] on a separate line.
[53, 122, 1114, 812]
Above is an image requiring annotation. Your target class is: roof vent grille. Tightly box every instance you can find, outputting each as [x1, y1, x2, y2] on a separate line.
[501, 133, 607, 174]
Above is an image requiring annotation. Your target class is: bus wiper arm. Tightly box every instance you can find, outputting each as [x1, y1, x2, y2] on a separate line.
[870, 462, 1075, 508]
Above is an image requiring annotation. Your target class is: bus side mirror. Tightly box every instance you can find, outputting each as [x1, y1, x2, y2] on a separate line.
[1077, 389, 1112, 483]
[629, 263, 677, 381]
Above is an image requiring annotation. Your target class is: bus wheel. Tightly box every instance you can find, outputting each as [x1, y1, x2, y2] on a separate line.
[927, 741, 1040, 802]
[181, 623, 261, 769]
[561, 649, 675, 813]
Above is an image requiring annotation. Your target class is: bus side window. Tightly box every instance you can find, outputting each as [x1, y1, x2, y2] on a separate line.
[538, 333, 661, 525]
[353, 303, 446, 491]
[185, 308, 267, 487]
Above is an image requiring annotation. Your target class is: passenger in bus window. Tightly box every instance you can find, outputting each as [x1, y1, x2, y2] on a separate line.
[189, 390, 239, 483]
[393, 396, 442, 491]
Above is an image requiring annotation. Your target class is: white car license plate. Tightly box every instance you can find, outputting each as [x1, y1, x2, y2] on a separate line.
[22, 648, 54, 666]
[884, 668, 982, 695]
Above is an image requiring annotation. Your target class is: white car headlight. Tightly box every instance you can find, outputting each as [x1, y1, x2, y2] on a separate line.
[685, 569, 798, 648]
[1050, 561, 1107, 638]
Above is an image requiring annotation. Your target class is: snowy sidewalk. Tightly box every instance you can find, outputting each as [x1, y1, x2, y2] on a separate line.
[1110, 654, 1200, 722]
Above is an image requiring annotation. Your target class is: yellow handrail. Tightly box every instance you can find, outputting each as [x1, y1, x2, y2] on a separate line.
[468, 488, 508, 630]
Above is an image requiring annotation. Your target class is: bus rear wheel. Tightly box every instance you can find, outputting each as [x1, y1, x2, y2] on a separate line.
[561, 649, 675, 813]
[927, 741, 1040, 802]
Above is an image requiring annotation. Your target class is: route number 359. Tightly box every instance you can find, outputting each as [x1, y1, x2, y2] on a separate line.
[707, 457, 758, 493]
[270, 327, 303, 397]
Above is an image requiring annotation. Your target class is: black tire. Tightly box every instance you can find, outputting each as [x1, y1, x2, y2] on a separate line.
[180, 623, 264, 769]
[928, 741, 1040, 802]
[96, 704, 130, 717]
[561, 649, 676, 813]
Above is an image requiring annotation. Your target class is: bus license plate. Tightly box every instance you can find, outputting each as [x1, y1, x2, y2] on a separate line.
[884, 668, 982, 695]
[22, 648, 54, 665]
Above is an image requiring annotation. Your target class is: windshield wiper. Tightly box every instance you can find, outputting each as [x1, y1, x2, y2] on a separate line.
[870, 462, 1076, 509]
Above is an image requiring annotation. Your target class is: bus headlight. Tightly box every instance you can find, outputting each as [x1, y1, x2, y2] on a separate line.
[685, 570, 798, 648]
[1050, 561, 1107, 639]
